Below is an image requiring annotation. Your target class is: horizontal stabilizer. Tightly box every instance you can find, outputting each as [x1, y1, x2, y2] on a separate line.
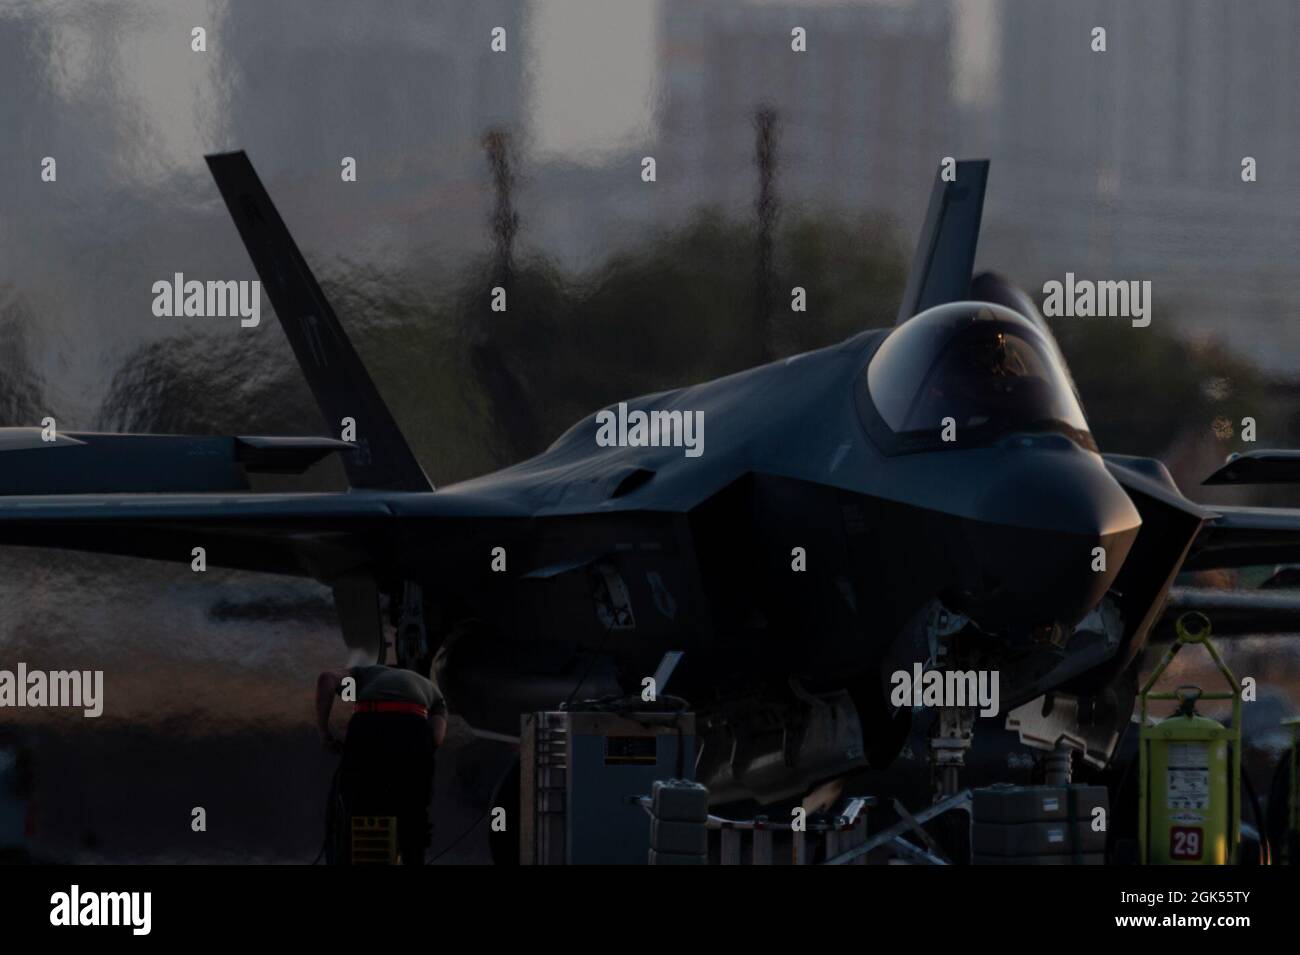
[1202, 450, 1300, 485]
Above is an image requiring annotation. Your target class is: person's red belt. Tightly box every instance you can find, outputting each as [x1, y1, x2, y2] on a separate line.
[353, 701, 428, 718]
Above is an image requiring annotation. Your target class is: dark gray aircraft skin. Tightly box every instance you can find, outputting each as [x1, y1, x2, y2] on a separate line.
[0, 154, 1295, 810]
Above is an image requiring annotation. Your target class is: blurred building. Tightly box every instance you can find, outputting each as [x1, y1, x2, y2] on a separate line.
[528, 0, 957, 267]
[222, 0, 524, 181]
[658, 0, 953, 215]
[989, 0, 1300, 370]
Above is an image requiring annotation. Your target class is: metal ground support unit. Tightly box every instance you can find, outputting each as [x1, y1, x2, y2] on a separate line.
[634, 794, 875, 864]
[824, 789, 972, 865]
[520, 711, 569, 866]
[522, 709, 696, 864]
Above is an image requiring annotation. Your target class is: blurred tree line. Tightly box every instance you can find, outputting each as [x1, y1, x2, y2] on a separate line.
[36, 210, 1289, 499]
[95, 209, 908, 486]
[0, 284, 47, 426]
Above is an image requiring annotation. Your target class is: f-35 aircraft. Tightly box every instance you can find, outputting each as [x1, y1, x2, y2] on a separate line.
[0, 154, 1295, 816]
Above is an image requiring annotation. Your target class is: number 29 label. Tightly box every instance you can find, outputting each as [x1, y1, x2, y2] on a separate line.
[1170, 826, 1203, 860]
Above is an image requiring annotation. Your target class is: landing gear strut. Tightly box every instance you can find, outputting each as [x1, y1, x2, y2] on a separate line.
[394, 581, 435, 675]
[927, 706, 975, 863]
[930, 706, 974, 799]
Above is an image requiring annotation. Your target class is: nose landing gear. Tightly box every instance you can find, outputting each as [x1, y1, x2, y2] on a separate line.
[930, 706, 975, 799]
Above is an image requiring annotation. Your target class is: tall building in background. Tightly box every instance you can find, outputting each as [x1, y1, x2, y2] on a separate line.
[659, 0, 954, 217]
[529, 0, 957, 268]
[990, 0, 1300, 370]
[222, 0, 524, 179]
[220, 0, 526, 261]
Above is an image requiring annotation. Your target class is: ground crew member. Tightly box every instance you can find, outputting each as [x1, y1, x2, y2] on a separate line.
[316, 659, 448, 864]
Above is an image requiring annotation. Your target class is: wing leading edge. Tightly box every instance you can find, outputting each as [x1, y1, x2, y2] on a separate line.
[1183, 504, 1300, 571]
[0, 492, 396, 579]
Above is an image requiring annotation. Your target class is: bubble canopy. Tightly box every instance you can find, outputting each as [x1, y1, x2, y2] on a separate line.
[864, 302, 1093, 448]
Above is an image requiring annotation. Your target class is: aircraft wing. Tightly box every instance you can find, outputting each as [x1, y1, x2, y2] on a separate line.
[1181, 504, 1300, 571]
[1180, 450, 1300, 570]
[0, 149, 537, 664]
[0, 487, 533, 661]
[0, 488, 529, 579]
[0, 492, 402, 579]
[1096, 454, 1300, 641]
[1158, 501, 1300, 639]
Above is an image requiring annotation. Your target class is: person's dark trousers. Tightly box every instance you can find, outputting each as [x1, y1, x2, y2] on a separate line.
[340, 712, 436, 864]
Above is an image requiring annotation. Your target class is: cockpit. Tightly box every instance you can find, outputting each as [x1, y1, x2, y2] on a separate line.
[861, 302, 1095, 451]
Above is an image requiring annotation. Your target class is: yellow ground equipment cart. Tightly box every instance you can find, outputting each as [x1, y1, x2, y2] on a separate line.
[1138, 612, 1241, 865]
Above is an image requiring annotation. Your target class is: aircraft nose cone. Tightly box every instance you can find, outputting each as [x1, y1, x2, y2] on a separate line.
[957, 436, 1141, 629]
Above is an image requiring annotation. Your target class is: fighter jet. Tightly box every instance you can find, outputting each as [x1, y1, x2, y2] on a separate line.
[0, 154, 1294, 821]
